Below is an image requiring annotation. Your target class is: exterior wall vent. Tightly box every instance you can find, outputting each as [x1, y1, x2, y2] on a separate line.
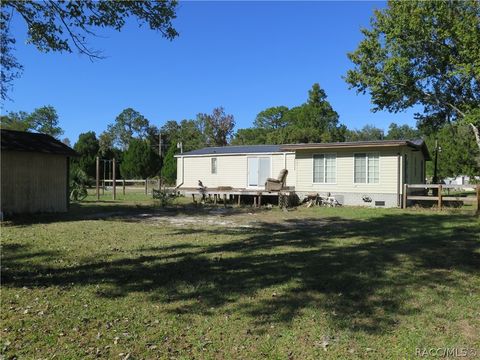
[375, 201, 386, 207]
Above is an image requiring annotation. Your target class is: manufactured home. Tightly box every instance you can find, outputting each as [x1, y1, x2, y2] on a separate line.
[175, 140, 430, 208]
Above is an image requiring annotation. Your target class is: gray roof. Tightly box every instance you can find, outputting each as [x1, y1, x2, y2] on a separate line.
[1, 129, 78, 157]
[281, 139, 430, 160]
[179, 144, 284, 156]
[178, 139, 430, 160]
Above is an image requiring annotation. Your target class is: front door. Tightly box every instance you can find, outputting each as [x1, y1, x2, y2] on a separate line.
[247, 157, 271, 188]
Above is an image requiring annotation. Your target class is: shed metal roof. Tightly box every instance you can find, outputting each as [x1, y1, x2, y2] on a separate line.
[1, 129, 78, 156]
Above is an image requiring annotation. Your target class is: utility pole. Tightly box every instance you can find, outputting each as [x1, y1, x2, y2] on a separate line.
[159, 132, 162, 157]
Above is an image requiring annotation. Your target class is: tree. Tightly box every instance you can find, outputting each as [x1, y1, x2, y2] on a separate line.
[197, 107, 235, 146]
[73, 131, 99, 178]
[1, 1, 178, 100]
[232, 84, 344, 145]
[98, 130, 115, 157]
[0, 111, 32, 131]
[107, 108, 150, 150]
[345, 0, 480, 143]
[385, 123, 421, 140]
[0, 106, 64, 137]
[231, 128, 269, 145]
[159, 119, 207, 183]
[308, 83, 327, 106]
[345, 125, 384, 141]
[266, 84, 342, 143]
[254, 106, 289, 130]
[27, 105, 64, 138]
[425, 124, 480, 179]
[0, 11, 23, 100]
[161, 142, 178, 184]
[120, 138, 160, 179]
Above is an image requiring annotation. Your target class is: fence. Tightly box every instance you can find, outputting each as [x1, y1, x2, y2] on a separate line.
[97, 179, 162, 199]
[403, 183, 480, 212]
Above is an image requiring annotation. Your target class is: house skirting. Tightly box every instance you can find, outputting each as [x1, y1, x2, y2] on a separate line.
[295, 191, 399, 208]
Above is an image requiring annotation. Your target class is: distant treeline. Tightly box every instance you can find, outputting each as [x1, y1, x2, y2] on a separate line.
[1, 84, 479, 184]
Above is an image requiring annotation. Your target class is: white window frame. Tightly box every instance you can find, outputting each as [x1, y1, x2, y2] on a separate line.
[353, 152, 380, 184]
[312, 153, 337, 184]
[211, 157, 217, 174]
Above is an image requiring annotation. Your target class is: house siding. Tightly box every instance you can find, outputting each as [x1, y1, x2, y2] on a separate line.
[175, 144, 427, 208]
[177, 152, 295, 189]
[295, 147, 401, 194]
[1, 151, 68, 214]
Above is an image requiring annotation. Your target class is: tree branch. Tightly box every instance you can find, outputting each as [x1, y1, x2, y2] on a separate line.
[47, 0, 103, 60]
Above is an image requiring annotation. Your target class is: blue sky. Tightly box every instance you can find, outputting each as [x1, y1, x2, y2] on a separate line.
[4, 1, 419, 143]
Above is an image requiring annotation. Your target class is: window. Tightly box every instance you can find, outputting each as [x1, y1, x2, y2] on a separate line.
[313, 154, 336, 183]
[211, 158, 217, 174]
[354, 153, 379, 184]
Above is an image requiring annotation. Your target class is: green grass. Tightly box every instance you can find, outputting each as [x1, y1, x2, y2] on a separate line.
[2, 202, 479, 359]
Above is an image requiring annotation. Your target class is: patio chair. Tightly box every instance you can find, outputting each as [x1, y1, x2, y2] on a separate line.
[265, 169, 288, 192]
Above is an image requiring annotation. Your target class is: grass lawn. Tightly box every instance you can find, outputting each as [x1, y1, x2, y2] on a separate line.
[1, 201, 479, 359]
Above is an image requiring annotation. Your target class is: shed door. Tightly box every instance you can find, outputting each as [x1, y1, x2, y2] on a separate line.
[247, 157, 270, 187]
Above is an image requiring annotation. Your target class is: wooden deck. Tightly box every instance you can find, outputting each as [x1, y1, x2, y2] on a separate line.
[178, 187, 295, 207]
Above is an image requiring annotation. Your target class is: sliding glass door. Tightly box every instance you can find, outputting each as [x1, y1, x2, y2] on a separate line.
[247, 157, 271, 188]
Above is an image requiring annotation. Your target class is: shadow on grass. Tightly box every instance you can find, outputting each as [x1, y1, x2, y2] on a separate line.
[2, 212, 479, 334]
[2, 201, 266, 226]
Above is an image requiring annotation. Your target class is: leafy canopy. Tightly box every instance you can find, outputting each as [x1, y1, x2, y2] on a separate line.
[197, 107, 235, 147]
[73, 131, 100, 178]
[345, 125, 384, 142]
[107, 108, 150, 150]
[120, 138, 160, 179]
[254, 106, 289, 130]
[0, 105, 63, 138]
[425, 124, 480, 179]
[345, 0, 480, 132]
[233, 83, 344, 145]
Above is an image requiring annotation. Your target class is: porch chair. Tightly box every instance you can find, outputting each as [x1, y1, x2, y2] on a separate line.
[265, 169, 288, 192]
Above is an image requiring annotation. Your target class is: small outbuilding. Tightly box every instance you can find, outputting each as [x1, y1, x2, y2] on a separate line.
[1, 129, 78, 214]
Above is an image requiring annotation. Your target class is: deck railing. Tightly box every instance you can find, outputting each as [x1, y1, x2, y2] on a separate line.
[403, 183, 480, 212]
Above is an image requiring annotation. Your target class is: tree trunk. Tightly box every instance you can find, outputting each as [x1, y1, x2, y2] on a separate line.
[469, 123, 480, 152]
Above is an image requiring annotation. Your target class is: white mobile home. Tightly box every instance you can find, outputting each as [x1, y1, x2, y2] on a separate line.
[175, 140, 430, 207]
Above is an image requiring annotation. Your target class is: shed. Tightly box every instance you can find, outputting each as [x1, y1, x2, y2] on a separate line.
[1, 129, 78, 214]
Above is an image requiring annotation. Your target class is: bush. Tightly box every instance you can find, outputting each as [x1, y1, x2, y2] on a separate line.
[70, 168, 88, 201]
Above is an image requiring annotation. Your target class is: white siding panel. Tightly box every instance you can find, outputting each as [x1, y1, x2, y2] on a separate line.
[178, 153, 295, 189]
[295, 148, 401, 194]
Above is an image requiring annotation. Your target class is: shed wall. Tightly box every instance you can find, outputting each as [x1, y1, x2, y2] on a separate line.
[1, 151, 68, 213]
